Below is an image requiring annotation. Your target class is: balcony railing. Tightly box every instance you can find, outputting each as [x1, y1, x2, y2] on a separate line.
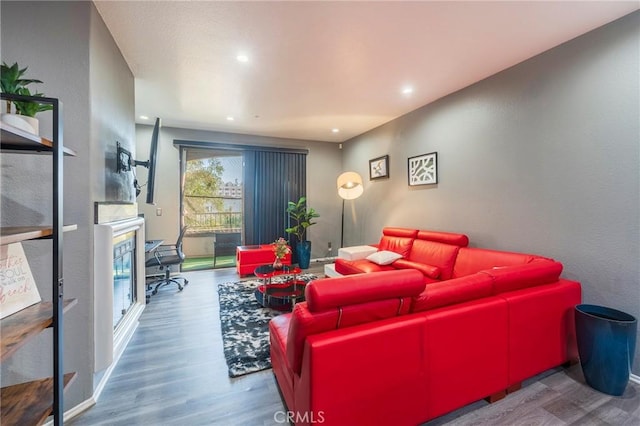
[185, 212, 242, 233]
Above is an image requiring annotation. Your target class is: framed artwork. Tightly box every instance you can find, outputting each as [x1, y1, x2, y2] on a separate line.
[0, 242, 41, 319]
[408, 152, 438, 186]
[369, 155, 389, 180]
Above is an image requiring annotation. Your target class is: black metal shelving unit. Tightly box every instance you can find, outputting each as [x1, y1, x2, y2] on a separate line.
[0, 93, 77, 426]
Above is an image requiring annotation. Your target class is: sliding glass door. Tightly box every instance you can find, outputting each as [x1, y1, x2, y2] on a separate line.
[181, 148, 243, 270]
[176, 140, 308, 270]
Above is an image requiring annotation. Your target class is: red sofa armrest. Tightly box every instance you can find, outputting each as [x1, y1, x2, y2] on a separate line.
[296, 316, 429, 426]
[286, 270, 425, 375]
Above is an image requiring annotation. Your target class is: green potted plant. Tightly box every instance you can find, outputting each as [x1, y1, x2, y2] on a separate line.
[285, 196, 320, 269]
[1, 62, 53, 134]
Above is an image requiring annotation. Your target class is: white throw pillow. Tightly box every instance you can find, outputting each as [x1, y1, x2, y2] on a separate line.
[366, 250, 403, 265]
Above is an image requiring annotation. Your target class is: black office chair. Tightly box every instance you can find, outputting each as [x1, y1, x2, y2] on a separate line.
[146, 226, 189, 295]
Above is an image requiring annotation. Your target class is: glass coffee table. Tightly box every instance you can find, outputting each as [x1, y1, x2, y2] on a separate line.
[254, 264, 305, 311]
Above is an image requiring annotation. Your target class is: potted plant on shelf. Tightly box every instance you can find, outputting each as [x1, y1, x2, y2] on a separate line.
[285, 196, 320, 269]
[1, 61, 53, 134]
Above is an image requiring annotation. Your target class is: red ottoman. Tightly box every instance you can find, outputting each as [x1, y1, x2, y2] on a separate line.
[236, 244, 292, 276]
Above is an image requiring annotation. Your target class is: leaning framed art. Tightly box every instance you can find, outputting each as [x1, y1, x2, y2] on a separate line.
[369, 155, 389, 180]
[408, 152, 438, 186]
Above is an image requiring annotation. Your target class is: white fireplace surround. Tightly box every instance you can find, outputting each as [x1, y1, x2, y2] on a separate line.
[94, 216, 146, 373]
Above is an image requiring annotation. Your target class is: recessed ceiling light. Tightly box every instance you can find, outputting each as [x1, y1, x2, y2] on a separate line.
[402, 86, 414, 95]
[236, 54, 249, 63]
[139, 115, 149, 120]
[332, 128, 340, 133]
[226, 116, 235, 121]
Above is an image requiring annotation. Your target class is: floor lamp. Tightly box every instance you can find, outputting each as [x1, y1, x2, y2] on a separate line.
[337, 171, 364, 248]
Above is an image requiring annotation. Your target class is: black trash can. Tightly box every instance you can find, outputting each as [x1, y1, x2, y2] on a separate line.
[575, 304, 637, 396]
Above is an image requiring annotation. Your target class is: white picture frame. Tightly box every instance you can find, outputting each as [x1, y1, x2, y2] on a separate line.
[408, 152, 438, 186]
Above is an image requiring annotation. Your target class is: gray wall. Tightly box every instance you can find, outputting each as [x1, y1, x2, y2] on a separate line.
[136, 126, 343, 259]
[1, 1, 135, 409]
[90, 7, 137, 203]
[342, 12, 640, 374]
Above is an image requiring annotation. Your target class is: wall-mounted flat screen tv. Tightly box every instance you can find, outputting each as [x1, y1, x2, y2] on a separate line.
[145, 117, 161, 205]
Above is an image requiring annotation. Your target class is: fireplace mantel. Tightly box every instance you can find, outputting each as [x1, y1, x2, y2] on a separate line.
[94, 216, 146, 372]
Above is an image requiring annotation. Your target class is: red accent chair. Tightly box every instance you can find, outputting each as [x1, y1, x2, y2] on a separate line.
[236, 244, 291, 276]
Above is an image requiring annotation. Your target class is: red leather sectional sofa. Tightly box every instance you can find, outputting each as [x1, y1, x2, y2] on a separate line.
[269, 227, 581, 425]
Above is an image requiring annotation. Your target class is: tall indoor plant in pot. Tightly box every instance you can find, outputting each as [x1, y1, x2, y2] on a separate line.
[1, 62, 52, 134]
[285, 196, 319, 269]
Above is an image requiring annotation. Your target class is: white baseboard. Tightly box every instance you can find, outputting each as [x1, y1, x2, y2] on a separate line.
[42, 396, 95, 426]
[630, 373, 640, 385]
[64, 397, 96, 423]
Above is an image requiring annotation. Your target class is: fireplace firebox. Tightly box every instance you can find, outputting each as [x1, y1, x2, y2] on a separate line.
[113, 230, 137, 328]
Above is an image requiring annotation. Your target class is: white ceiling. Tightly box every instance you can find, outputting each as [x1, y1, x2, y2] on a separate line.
[94, 1, 638, 143]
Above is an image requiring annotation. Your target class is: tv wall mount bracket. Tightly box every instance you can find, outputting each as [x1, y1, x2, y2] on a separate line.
[117, 141, 149, 173]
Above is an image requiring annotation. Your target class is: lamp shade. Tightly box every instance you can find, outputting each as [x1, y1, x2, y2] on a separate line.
[337, 171, 364, 200]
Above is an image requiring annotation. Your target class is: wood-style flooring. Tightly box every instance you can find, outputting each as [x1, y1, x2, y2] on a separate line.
[69, 264, 640, 426]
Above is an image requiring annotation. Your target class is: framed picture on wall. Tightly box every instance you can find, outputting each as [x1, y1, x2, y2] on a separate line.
[369, 155, 389, 180]
[408, 152, 438, 186]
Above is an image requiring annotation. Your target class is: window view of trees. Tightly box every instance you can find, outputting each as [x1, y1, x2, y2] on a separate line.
[183, 156, 243, 234]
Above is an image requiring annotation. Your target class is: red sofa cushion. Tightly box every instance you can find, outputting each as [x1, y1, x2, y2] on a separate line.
[393, 259, 441, 279]
[411, 273, 494, 312]
[417, 230, 469, 247]
[377, 227, 418, 258]
[405, 239, 461, 280]
[452, 247, 546, 278]
[335, 258, 394, 274]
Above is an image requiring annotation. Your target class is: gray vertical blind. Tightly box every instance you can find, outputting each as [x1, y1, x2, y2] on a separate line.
[244, 150, 306, 251]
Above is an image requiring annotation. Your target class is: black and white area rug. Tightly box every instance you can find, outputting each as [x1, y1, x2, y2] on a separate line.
[217, 274, 317, 378]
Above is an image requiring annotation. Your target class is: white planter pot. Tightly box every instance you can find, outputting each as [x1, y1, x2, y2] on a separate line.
[1, 113, 39, 135]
